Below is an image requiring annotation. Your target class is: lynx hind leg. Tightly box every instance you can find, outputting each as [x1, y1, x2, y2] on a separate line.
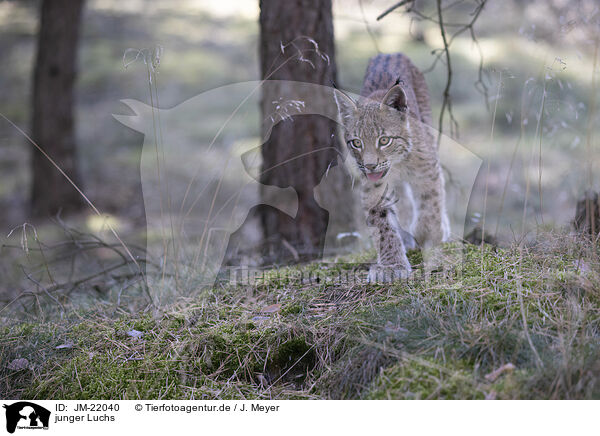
[441, 208, 451, 242]
[365, 205, 412, 283]
[424, 201, 451, 274]
[395, 182, 417, 250]
[412, 187, 449, 274]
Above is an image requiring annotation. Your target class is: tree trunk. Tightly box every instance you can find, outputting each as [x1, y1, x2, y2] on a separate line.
[31, 0, 85, 217]
[259, 0, 342, 262]
[574, 190, 600, 237]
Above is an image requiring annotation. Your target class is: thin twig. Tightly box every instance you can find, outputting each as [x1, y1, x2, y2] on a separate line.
[358, 0, 381, 52]
[436, 0, 454, 144]
[481, 71, 502, 253]
[0, 113, 144, 279]
[376, 0, 413, 21]
[383, 0, 489, 140]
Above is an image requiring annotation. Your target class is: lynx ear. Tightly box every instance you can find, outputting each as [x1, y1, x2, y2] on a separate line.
[333, 89, 357, 124]
[380, 85, 408, 112]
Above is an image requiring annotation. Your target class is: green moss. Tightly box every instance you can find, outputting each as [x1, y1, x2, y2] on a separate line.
[281, 303, 303, 315]
[406, 249, 423, 266]
[129, 315, 157, 332]
[270, 337, 315, 374]
[25, 351, 184, 400]
[18, 323, 36, 336]
[3, 235, 600, 400]
[366, 358, 485, 400]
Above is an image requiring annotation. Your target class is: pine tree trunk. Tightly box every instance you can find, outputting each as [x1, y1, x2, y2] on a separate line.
[31, 0, 85, 217]
[258, 0, 342, 262]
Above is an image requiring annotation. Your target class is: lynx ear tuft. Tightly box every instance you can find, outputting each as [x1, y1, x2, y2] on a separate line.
[333, 89, 357, 124]
[380, 85, 408, 113]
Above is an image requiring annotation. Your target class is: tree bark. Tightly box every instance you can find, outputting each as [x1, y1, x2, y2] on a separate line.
[259, 0, 341, 262]
[31, 0, 85, 217]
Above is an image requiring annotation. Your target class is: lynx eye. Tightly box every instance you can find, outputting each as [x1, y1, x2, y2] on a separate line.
[348, 138, 363, 150]
[378, 136, 391, 147]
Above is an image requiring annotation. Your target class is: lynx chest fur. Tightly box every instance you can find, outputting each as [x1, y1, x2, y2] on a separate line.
[334, 53, 449, 281]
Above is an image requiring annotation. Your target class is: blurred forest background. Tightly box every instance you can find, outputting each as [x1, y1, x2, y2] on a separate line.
[0, 0, 598, 313]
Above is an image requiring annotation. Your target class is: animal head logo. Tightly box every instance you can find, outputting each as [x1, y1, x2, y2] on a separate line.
[113, 81, 481, 295]
[3, 402, 50, 434]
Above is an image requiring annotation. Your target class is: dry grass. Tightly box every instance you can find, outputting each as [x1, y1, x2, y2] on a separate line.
[1, 230, 599, 400]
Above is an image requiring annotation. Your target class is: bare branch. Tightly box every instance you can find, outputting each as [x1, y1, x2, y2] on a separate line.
[379, 0, 489, 140]
[376, 0, 413, 21]
[359, 0, 381, 52]
[436, 0, 455, 143]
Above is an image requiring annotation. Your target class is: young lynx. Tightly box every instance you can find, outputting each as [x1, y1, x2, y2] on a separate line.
[334, 53, 449, 282]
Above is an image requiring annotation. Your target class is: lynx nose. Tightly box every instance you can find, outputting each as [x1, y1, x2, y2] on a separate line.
[364, 163, 378, 171]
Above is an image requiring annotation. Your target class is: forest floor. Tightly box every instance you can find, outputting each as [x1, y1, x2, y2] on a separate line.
[2, 232, 599, 400]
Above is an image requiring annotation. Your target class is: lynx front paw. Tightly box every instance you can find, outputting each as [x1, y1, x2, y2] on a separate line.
[367, 264, 412, 283]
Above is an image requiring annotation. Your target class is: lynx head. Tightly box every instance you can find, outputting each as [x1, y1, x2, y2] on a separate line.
[334, 85, 412, 182]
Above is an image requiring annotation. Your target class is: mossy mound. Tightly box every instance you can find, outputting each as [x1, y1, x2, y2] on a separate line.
[2, 235, 600, 399]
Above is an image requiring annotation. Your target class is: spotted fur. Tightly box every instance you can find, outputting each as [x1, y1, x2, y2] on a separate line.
[334, 53, 449, 281]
